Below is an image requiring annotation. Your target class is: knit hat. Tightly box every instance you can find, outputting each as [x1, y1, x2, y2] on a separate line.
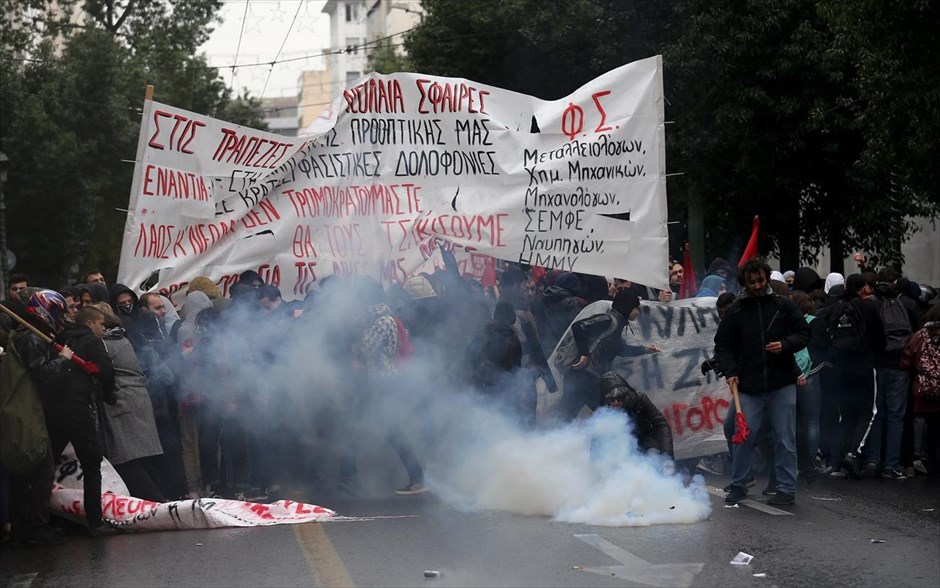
[187, 276, 222, 300]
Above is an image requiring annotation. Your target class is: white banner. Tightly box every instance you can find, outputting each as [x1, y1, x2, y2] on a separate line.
[51, 445, 334, 531]
[118, 57, 668, 300]
[546, 298, 730, 460]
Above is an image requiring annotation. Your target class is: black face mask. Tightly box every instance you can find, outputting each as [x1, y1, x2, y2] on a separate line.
[118, 301, 134, 314]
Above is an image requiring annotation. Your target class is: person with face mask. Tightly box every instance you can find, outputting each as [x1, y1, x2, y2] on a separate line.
[109, 283, 162, 351]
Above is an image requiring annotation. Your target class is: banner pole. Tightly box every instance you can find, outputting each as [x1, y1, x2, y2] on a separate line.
[145, 85, 154, 101]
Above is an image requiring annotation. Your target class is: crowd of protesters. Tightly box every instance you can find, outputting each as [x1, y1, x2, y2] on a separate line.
[0, 251, 937, 544]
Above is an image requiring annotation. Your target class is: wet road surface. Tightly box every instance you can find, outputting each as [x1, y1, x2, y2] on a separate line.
[2, 472, 938, 587]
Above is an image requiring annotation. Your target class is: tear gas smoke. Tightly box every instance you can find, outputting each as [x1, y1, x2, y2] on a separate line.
[174, 275, 711, 527]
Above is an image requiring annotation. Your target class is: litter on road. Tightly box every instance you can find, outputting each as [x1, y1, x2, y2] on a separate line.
[730, 552, 754, 565]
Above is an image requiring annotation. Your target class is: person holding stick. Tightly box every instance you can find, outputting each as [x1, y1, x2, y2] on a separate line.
[714, 258, 810, 506]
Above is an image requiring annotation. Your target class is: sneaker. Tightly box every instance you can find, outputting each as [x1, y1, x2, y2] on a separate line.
[882, 468, 906, 480]
[762, 484, 778, 496]
[861, 462, 879, 478]
[843, 453, 862, 479]
[723, 475, 756, 492]
[14, 525, 68, 546]
[829, 468, 848, 478]
[696, 455, 726, 476]
[767, 491, 795, 506]
[725, 486, 747, 504]
[913, 460, 928, 475]
[395, 483, 430, 496]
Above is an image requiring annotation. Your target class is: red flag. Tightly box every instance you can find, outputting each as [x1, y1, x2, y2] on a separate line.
[737, 215, 760, 268]
[481, 256, 497, 288]
[679, 243, 698, 299]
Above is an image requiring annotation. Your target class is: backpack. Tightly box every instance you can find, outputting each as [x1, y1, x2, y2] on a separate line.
[879, 295, 913, 353]
[0, 332, 51, 474]
[915, 335, 940, 401]
[553, 310, 622, 372]
[824, 299, 866, 355]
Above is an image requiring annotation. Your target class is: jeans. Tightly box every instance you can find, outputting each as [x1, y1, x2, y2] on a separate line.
[731, 385, 798, 495]
[865, 368, 909, 470]
[797, 375, 822, 470]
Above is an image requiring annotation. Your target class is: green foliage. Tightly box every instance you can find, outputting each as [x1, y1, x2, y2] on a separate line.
[368, 44, 412, 75]
[0, 0, 264, 288]
[405, 0, 940, 272]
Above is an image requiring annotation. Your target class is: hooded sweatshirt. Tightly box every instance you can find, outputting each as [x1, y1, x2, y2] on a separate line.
[696, 275, 726, 298]
[109, 283, 162, 350]
[792, 267, 823, 293]
[824, 273, 845, 294]
[176, 291, 213, 349]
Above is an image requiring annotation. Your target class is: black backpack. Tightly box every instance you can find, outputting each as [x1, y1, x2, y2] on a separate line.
[879, 295, 913, 353]
[824, 299, 866, 355]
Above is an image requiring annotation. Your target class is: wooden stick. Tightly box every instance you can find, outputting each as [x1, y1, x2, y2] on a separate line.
[0, 302, 52, 343]
[145, 85, 154, 101]
[731, 380, 742, 414]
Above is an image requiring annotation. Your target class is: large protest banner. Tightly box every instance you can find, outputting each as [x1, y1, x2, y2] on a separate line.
[52, 445, 335, 531]
[545, 298, 729, 460]
[118, 57, 668, 300]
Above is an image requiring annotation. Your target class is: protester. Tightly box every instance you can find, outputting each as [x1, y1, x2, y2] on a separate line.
[4, 289, 69, 545]
[901, 308, 940, 476]
[715, 258, 810, 506]
[48, 305, 118, 536]
[817, 273, 885, 478]
[92, 303, 166, 502]
[556, 289, 660, 421]
[599, 372, 674, 458]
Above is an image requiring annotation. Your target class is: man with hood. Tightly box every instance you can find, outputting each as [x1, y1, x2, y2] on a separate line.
[78, 281, 110, 308]
[696, 275, 728, 298]
[599, 372, 674, 458]
[557, 289, 660, 420]
[110, 283, 162, 351]
[715, 258, 810, 506]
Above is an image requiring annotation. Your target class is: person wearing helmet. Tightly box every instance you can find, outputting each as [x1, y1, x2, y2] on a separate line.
[599, 371, 674, 458]
[5, 289, 73, 545]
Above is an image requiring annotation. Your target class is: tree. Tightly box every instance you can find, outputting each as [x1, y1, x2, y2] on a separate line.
[404, 0, 940, 274]
[0, 0, 265, 288]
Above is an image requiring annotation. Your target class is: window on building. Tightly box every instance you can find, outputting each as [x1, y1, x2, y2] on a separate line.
[346, 71, 362, 85]
[345, 3, 353, 21]
[346, 38, 361, 54]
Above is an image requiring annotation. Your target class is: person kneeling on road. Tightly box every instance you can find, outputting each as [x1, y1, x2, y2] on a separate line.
[599, 371, 674, 461]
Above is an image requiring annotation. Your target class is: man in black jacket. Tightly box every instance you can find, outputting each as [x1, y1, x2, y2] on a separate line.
[558, 290, 660, 421]
[715, 259, 811, 506]
[47, 306, 117, 535]
[599, 372, 674, 458]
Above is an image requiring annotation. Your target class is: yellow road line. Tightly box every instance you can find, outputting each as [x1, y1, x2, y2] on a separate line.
[294, 523, 356, 588]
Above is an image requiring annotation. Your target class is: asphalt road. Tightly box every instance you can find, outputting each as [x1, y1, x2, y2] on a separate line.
[2, 472, 938, 587]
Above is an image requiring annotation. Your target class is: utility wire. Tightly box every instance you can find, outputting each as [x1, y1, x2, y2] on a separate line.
[259, 0, 304, 98]
[230, 0, 251, 92]
[4, 0, 501, 73]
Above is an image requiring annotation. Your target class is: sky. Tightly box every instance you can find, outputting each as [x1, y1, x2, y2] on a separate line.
[200, 0, 331, 100]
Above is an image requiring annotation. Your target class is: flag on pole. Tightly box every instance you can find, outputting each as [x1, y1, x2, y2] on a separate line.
[679, 243, 698, 299]
[737, 216, 760, 268]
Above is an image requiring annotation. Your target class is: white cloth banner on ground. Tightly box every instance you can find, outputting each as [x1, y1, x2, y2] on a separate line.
[51, 444, 334, 531]
[545, 298, 729, 460]
[118, 56, 668, 301]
